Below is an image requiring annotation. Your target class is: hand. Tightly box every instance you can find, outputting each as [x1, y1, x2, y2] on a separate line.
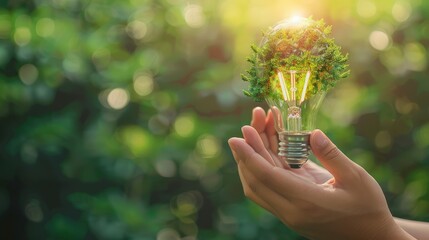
[248, 107, 333, 184]
[228, 107, 414, 240]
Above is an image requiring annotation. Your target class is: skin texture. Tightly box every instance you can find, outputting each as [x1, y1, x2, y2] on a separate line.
[394, 218, 429, 240]
[228, 107, 416, 240]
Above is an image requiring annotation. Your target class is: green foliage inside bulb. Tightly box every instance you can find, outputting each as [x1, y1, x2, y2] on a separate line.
[242, 18, 350, 102]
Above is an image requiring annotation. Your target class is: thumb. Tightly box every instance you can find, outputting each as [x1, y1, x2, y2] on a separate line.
[310, 130, 356, 182]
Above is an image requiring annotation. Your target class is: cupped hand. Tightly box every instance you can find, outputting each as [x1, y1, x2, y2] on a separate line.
[228, 107, 414, 240]
[249, 107, 332, 184]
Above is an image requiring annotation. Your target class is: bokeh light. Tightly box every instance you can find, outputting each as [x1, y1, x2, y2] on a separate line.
[374, 130, 392, 149]
[157, 228, 181, 240]
[184, 4, 205, 28]
[174, 114, 195, 138]
[356, 0, 377, 18]
[196, 135, 221, 158]
[25, 199, 43, 223]
[19, 64, 38, 85]
[107, 88, 129, 110]
[369, 30, 390, 51]
[133, 74, 154, 96]
[404, 42, 427, 71]
[36, 18, 55, 37]
[14, 27, 31, 46]
[392, 1, 412, 22]
[126, 20, 147, 40]
[155, 159, 177, 177]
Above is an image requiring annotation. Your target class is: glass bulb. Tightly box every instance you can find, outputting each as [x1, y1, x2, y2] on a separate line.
[260, 18, 327, 168]
[266, 70, 326, 168]
[243, 17, 349, 168]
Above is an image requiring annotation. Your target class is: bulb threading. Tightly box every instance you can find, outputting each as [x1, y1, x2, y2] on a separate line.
[278, 132, 310, 168]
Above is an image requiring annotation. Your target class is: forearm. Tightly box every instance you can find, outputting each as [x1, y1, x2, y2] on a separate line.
[395, 217, 429, 240]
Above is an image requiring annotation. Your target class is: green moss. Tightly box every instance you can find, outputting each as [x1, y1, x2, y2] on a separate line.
[242, 18, 350, 102]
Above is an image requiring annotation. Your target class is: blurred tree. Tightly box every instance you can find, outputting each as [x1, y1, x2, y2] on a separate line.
[0, 0, 428, 239]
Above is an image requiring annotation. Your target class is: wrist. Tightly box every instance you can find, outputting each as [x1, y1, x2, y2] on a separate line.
[370, 216, 415, 240]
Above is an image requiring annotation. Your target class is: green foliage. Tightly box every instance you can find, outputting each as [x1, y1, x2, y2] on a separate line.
[242, 18, 350, 102]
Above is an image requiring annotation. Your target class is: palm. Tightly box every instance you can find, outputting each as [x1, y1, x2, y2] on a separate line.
[249, 107, 332, 184]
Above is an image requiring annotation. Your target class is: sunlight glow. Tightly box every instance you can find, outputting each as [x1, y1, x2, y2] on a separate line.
[291, 15, 303, 23]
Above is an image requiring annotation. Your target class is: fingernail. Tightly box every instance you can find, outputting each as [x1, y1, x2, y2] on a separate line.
[228, 138, 236, 151]
[241, 126, 249, 138]
[313, 130, 328, 149]
[228, 139, 240, 163]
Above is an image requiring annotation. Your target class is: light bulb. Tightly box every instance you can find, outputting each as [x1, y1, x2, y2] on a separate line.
[267, 70, 326, 168]
[242, 17, 349, 168]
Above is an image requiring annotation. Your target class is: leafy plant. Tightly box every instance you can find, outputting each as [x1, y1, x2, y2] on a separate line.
[242, 18, 350, 102]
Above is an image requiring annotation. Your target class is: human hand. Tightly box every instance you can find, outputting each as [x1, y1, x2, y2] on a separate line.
[249, 107, 332, 184]
[228, 108, 414, 240]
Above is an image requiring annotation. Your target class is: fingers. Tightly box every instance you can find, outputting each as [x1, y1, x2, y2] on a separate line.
[229, 137, 325, 199]
[251, 107, 272, 150]
[310, 130, 361, 184]
[266, 110, 279, 154]
[237, 166, 279, 215]
[265, 109, 277, 136]
[228, 137, 247, 164]
[251, 107, 266, 133]
[230, 137, 289, 215]
[241, 126, 276, 166]
[250, 107, 279, 155]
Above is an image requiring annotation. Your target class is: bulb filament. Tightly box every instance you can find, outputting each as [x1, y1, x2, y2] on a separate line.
[277, 70, 311, 107]
[277, 69, 312, 132]
[277, 71, 290, 101]
[300, 71, 311, 105]
[290, 70, 297, 106]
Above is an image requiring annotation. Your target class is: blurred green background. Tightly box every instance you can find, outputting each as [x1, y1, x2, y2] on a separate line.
[1, 0, 429, 239]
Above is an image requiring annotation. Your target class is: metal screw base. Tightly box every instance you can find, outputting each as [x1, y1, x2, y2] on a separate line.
[278, 132, 311, 168]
